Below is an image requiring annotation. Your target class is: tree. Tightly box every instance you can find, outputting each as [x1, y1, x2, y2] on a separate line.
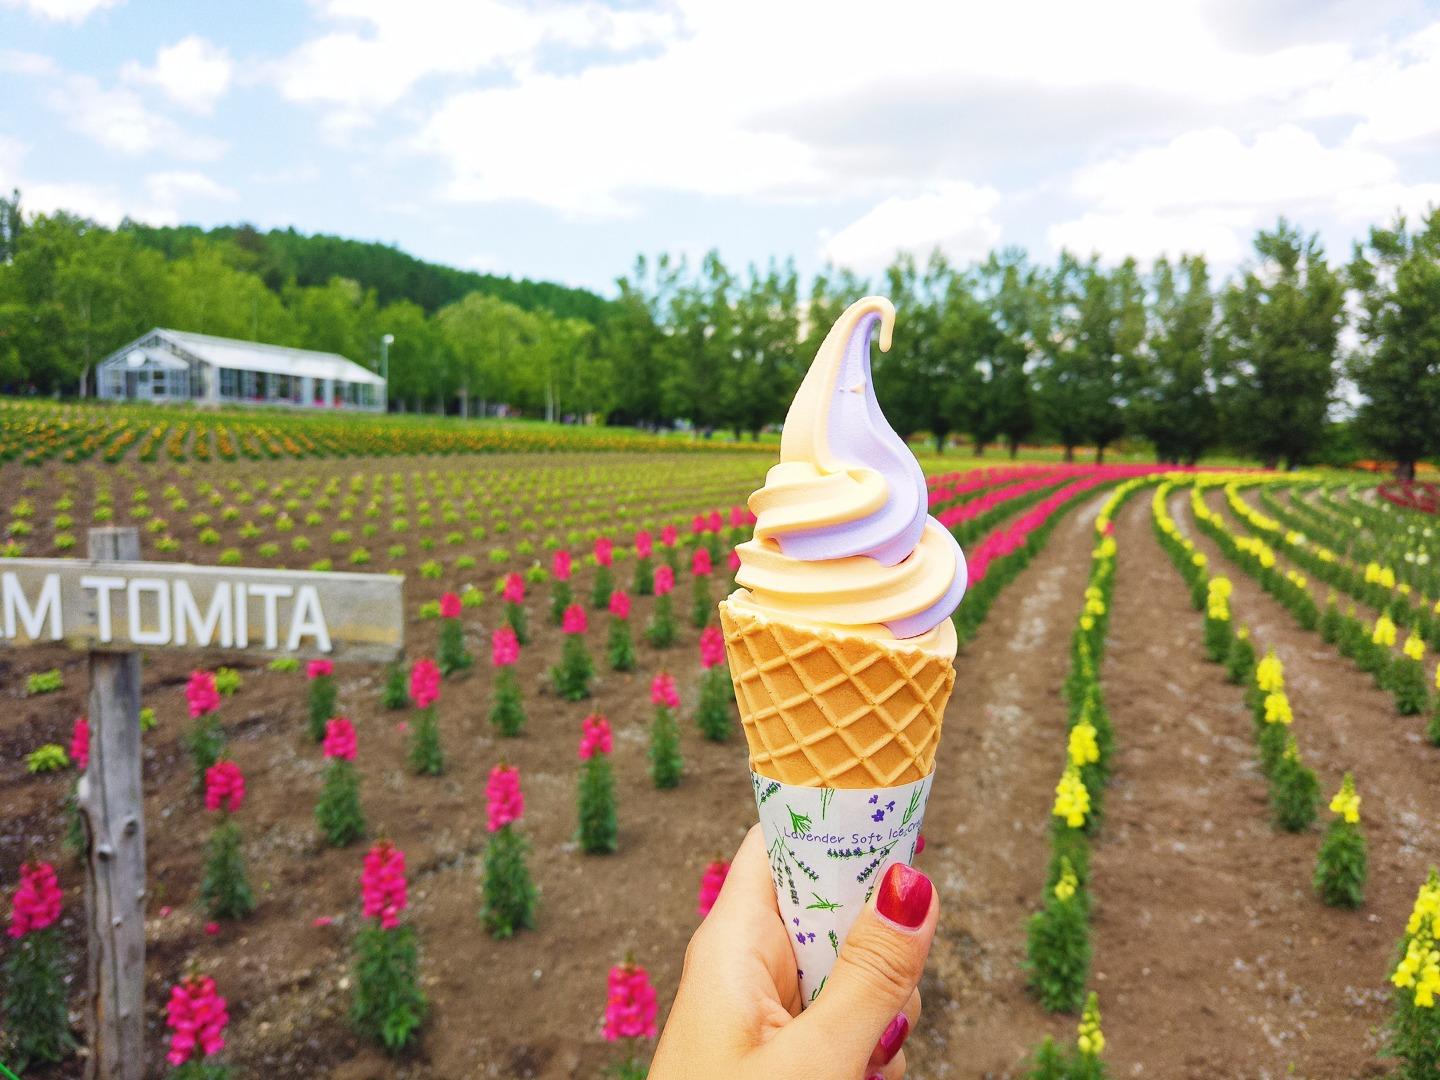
[727, 259, 799, 439]
[977, 250, 1039, 457]
[1347, 209, 1440, 479]
[1134, 255, 1217, 464]
[1218, 221, 1344, 469]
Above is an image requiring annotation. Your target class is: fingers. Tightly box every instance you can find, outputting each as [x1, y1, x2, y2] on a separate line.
[787, 862, 937, 1066]
[866, 990, 920, 1072]
[708, 824, 777, 929]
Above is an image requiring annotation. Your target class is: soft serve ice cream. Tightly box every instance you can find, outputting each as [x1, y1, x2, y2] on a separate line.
[726, 295, 967, 652]
[717, 295, 966, 1007]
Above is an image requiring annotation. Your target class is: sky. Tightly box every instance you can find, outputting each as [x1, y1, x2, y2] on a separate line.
[3, 0, 1440, 297]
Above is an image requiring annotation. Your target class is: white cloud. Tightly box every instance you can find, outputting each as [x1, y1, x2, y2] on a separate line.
[821, 183, 1003, 273]
[1048, 125, 1440, 265]
[143, 170, 237, 205]
[0, 49, 58, 77]
[272, 0, 678, 113]
[0, 0, 120, 23]
[49, 74, 226, 160]
[122, 36, 234, 115]
[1297, 22, 1440, 146]
[406, 0, 1360, 217]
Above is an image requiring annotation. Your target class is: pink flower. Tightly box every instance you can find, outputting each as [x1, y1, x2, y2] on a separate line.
[486, 764, 524, 832]
[361, 841, 407, 929]
[691, 515, 705, 535]
[159, 905, 173, 919]
[691, 547, 712, 577]
[7, 861, 62, 938]
[697, 860, 729, 917]
[707, 511, 723, 533]
[204, 760, 245, 814]
[409, 658, 441, 708]
[594, 537, 614, 567]
[552, 549, 573, 581]
[439, 591, 462, 619]
[578, 714, 613, 760]
[699, 627, 725, 670]
[307, 659, 334, 680]
[562, 604, 589, 635]
[651, 672, 680, 710]
[70, 715, 90, 772]
[608, 590, 631, 620]
[491, 626, 520, 667]
[729, 506, 745, 527]
[660, 525, 677, 548]
[185, 671, 221, 719]
[502, 573, 525, 604]
[728, 548, 741, 573]
[312, 915, 333, 928]
[322, 717, 357, 762]
[165, 975, 229, 1066]
[634, 530, 653, 558]
[654, 565, 675, 596]
[602, 962, 659, 1041]
[204, 921, 220, 936]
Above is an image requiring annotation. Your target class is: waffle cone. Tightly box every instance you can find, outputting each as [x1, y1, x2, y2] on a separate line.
[718, 599, 954, 788]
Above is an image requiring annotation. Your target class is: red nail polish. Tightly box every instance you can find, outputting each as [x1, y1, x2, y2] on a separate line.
[876, 1012, 910, 1064]
[876, 862, 931, 929]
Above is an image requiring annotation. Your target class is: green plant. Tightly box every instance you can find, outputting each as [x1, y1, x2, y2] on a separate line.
[438, 618, 472, 676]
[1024, 859, 1090, 1013]
[316, 759, 366, 847]
[578, 752, 618, 855]
[268, 657, 301, 673]
[1386, 869, 1440, 1076]
[351, 923, 427, 1053]
[608, 617, 636, 671]
[381, 663, 409, 709]
[551, 632, 594, 701]
[2, 922, 74, 1070]
[202, 817, 255, 920]
[1315, 774, 1367, 908]
[308, 673, 338, 742]
[1269, 737, 1319, 832]
[489, 668, 526, 737]
[649, 704, 683, 789]
[407, 706, 445, 776]
[25, 743, 69, 772]
[481, 825, 538, 939]
[214, 667, 242, 697]
[139, 706, 157, 732]
[646, 593, 677, 648]
[26, 669, 63, 695]
[695, 665, 732, 742]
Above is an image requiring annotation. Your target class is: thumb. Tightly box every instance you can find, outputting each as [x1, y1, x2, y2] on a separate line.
[784, 862, 937, 1064]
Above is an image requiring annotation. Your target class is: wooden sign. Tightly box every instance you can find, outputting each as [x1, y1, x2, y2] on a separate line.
[0, 558, 403, 662]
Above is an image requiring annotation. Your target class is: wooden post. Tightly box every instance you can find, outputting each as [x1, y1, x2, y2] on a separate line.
[78, 526, 147, 1080]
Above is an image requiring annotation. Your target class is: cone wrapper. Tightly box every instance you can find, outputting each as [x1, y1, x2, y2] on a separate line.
[753, 769, 932, 1007]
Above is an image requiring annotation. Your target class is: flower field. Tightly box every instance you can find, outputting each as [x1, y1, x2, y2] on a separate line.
[4, 441, 1440, 1079]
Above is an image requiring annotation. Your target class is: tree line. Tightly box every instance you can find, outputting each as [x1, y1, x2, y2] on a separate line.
[0, 189, 1437, 474]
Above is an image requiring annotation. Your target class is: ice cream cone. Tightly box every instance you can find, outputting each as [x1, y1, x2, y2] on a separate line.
[719, 599, 954, 788]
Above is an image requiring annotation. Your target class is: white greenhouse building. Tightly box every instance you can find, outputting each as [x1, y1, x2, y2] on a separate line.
[96, 329, 386, 412]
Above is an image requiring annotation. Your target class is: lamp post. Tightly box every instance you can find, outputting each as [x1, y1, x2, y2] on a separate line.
[380, 333, 394, 413]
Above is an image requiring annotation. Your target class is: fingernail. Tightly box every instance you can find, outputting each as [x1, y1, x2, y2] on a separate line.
[875, 1011, 910, 1064]
[875, 862, 932, 929]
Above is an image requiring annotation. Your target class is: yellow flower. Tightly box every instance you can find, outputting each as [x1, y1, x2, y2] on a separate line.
[1052, 766, 1091, 829]
[1417, 953, 1440, 1008]
[1080, 614, 1094, 631]
[1286, 570, 1307, 590]
[1237, 626, 1250, 641]
[1373, 615, 1398, 648]
[1068, 721, 1100, 767]
[1403, 633, 1425, 662]
[1054, 866, 1078, 902]
[1209, 577, 1233, 599]
[1366, 562, 1382, 584]
[1256, 651, 1284, 693]
[1192, 552, 1207, 569]
[1328, 773, 1360, 824]
[1264, 691, 1293, 725]
[1077, 992, 1105, 1057]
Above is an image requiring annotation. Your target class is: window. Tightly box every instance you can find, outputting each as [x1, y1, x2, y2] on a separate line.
[151, 371, 166, 396]
[220, 368, 238, 398]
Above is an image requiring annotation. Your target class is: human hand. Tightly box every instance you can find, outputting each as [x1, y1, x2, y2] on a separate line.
[650, 823, 938, 1080]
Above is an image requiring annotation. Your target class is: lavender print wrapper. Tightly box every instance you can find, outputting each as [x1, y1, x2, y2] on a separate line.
[752, 769, 933, 1007]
